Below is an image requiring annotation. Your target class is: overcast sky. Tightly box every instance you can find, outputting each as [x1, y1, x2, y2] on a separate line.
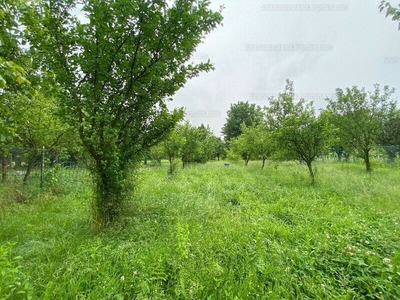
[169, 0, 400, 136]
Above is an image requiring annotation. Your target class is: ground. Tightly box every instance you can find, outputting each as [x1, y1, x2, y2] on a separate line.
[0, 160, 399, 299]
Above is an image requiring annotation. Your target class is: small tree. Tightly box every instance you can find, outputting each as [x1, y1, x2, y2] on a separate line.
[379, 109, 400, 161]
[180, 122, 201, 168]
[326, 85, 396, 172]
[211, 136, 226, 161]
[265, 80, 331, 184]
[163, 125, 185, 174]
[25, 0, 223, 227]
[228, 130, 253, 166]
[240, 124, 274, 169]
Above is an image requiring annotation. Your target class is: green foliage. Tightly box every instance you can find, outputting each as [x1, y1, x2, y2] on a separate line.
[326, 84, 396, 172]
[211, 136, 226, 161]
[239, 124, 274, 169]
[265, 80, 331, 183]
[0, 243, 33, 300]
[23, 0, 223, 227]
[222, 101, 263, 142]
[379, 1, 400, 30]
[228, 134, 252, 166]
[163, 125, 186, 174]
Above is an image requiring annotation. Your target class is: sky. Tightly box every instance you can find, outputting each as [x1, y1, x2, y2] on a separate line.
[169, 0, 400, 136]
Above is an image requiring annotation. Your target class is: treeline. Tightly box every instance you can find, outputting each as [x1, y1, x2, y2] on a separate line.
[220, 80, 400, 183]
[147, 122, 225, 174]
[149, 80, 400, 184]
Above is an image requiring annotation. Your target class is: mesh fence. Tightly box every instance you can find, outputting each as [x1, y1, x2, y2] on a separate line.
[327, 145, 400, 163]
[1, 147, 85, 187]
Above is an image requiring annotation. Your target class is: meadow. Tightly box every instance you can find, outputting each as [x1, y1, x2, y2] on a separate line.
[0, 160, 399, 299]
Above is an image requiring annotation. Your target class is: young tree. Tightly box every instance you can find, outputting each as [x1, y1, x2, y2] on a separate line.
[222, 101, 262, 142]
[265, 80, 331, 184]
[211, 136, 226, 161]
[24, 0, 223, 227]
[163, 125, 185, 174]
[228, 132, 253, 166]
[240, 124, 274, 169]
[180, 122, 201, 168]
[195, 123, 215, 163]
[326, 85, 396, 172]
[379, 108, 400, 161]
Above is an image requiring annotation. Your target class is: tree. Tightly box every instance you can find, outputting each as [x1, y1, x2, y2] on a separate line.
[228, 131, 253, 166]
[25, 0, 223, 227]
[180, 122, 201, 168]
[240, 124, 274, 169]
[379, 109, 400, 161]
[222, 101, 262, 142]
[326, 84, 396, 172]
[211, 136, 225, 161]
[379, 1, 400, 30]
[0, 0, 29, 89]
[163, 125, 185, 174]
[14, 92, 69, 184]
[265, 80, 331, 184]
[195, 123, 215, 163]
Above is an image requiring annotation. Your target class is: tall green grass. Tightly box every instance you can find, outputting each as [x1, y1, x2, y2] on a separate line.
[0, 161, 399, 299]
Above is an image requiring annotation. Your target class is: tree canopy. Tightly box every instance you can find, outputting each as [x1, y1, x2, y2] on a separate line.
[23, 0, 223, 227]
[222, 101, 262, 142]
[326, 84, 396, 172]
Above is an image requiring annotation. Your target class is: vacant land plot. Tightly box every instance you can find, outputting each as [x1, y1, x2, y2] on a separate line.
[1, 161, 399, 299]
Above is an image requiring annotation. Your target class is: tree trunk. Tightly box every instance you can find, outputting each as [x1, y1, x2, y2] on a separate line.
[23, 152, 39, 184]
[245, 155, 249, 166]
[91, 158, 129, 229]
[168, 157, 174, 174]
[306, 161, 315, 185]
[1, 151, 8, 183]
[364, 150, 372, 172]
[261, 157, 266, 169]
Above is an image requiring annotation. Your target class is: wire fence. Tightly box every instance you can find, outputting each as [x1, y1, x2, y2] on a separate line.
[1, 145, 399, 187]
[1, 147, 85, 187]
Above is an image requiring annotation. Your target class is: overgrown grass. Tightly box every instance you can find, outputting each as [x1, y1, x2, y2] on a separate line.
[0, 160, 399, 299]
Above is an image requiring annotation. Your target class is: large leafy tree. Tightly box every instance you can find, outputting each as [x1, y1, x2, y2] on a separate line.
[222, 101, 262, 142]
[24, 0, 222, 227]
[326, 85, 396, 172]
[265, 80, 331, 184]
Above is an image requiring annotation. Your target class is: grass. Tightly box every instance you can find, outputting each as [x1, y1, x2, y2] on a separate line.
[0, 160, 399, 299]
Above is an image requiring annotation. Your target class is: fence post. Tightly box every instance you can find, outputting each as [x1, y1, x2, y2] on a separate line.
[40, 146, 45, 188]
